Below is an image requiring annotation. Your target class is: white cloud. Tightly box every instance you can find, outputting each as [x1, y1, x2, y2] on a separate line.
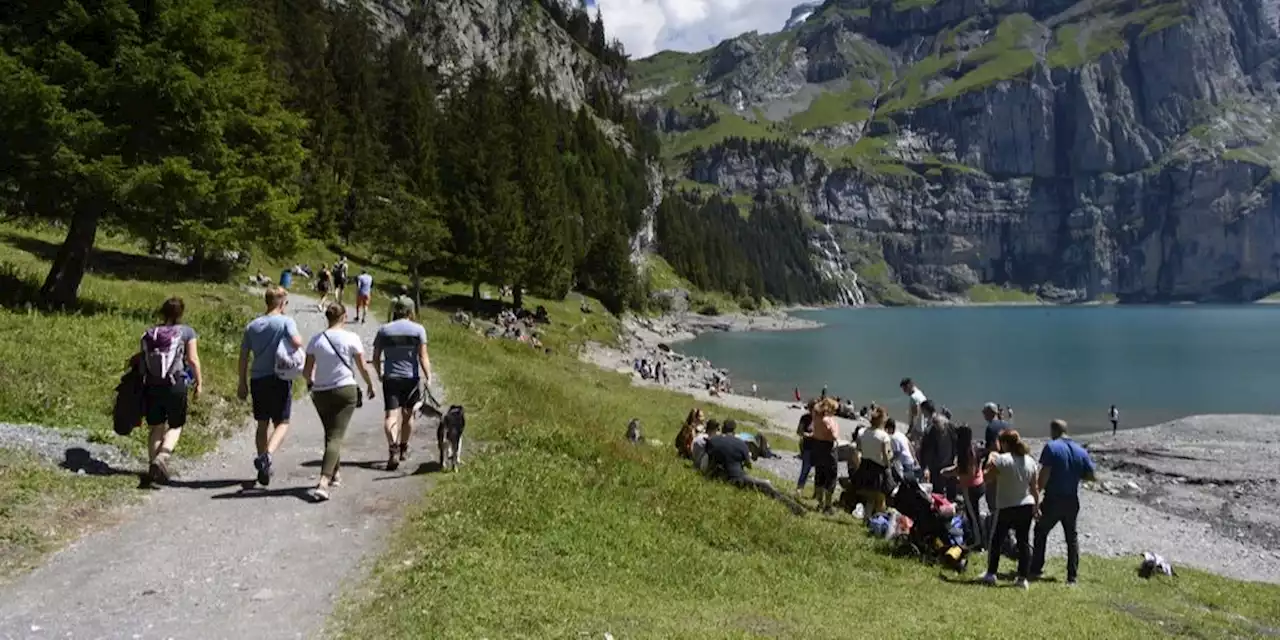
[596, 0, 800, 59]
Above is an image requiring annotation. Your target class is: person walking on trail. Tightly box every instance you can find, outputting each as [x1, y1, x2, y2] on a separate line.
[980, 429, 1040, 590]
[1109, 404, 1119, 435]
[388, 285, 415, 323]
[373, 297, 432, 471]
[333, 256, 349, 304]
[316, 264, 333, 310]
[354, 269, 374, 323]
[139, 297, 203, 485]
[302, 303, 376, 502]
[237, 286, 304, 486]
[899, 377, 928, 445]
[1030, 420, 1096, 585]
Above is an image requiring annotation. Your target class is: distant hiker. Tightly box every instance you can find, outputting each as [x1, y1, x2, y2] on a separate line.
[237, 286, 304, 486]
[333, 256, 349, 303]
[808, 397, 841, 514]
[751, 383, 758, 397]
[388, 285, 414, 323]
[691, 419, 720, 471]
[140, 297, 203, 485]
[981, 429, 1040, 590]
[703, 420, 804, 515]
[794, 411, 815, 499]
[373, 297, 432, 471]
[853, 407, 893, 520]
[1109, 405, 1119, 436]
[354, 269, 373, 323]
[1031, 420, 1096, 585]
[900, 377, 928, 445]
[302, 303, 376, 502]
[316, 263, 333, 310]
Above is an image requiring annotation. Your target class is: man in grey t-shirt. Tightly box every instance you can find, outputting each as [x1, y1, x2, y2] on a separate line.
[237, 286, 303, 486]
[372, 298, 432, 471]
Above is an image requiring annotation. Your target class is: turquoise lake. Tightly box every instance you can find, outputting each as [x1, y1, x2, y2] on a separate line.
[677, 305, 1280, 436]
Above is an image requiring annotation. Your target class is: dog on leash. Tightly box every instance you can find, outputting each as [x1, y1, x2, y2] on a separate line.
[438, 405, 466, 472]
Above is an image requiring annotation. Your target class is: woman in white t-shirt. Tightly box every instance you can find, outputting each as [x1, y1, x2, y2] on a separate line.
[884, 418, 919, 482]
[980, 429, 1040, 589]
[852, 407, 894, 520]
[302, 303, 376, 502]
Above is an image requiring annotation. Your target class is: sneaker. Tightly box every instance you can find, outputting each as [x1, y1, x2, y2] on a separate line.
[386, 447, 400, 472]
[398, 443, 409, 462]
[330, 472, 342, 488]
[979, 573, 997, 586]
[307, 487, 330, 503]
[148, 462, 166, 486]
[1015, 578, 1030, 590]
[1066, 578, 1078, 587]
[254, 453, 272, 486]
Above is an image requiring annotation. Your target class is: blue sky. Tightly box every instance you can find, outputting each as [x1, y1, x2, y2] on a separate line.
[596, 0, 801, 59]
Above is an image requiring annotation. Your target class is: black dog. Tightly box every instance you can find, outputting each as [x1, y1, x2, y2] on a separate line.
[438, 405, 466, 472]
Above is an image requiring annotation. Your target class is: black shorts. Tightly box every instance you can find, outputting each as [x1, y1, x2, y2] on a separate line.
[382, 377, 421, 412]
[144, 383, 189, 429]
[250, 376, 293, 423]
[334, 276, 346, 289]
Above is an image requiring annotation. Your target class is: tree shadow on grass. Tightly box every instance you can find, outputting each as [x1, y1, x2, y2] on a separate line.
[323, 244, 401, 275]
[0, 263, 123, 316]
[426, 293, 505, 317]
[0, 232, 199, 284]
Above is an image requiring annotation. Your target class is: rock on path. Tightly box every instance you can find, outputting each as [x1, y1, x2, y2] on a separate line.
[0, 294, 446, 640]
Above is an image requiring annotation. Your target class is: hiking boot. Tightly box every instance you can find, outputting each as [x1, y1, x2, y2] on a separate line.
[254, 453, 272, 486]
[386, 447, 400, 472]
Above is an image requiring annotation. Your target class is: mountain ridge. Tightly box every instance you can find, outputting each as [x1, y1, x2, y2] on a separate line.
[632, 0, 1280, 304]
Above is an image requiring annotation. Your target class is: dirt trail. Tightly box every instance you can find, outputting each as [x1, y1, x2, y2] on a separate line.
[0, 295, 443, 640]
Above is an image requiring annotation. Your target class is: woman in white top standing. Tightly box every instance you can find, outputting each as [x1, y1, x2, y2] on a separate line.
[852, 407, 894, 520]
[980, 428, 1040, 589]
[302, 303, 376, 502]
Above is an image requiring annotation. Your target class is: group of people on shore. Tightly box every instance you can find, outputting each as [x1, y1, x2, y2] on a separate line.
[135, 283, 433, 502]
[788, 377, 1098, 588]
[672, 408, 805, 514]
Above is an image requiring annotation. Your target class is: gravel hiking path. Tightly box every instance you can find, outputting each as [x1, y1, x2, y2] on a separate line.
[0, 294, 446, 640]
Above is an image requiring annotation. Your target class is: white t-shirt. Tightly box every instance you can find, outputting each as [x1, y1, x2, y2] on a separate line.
[858, 428, 892, 467]
[306, 329, 365, 391]
[909, 388, 928, 434]
[890, 431, 916, 467]
[1109, 407, 1119, 421]
[992, 452, 1039, 510]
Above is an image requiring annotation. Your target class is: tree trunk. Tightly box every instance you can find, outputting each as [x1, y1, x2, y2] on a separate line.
[471, 281, 481, 311]
[190, 244, 207, 278]
[513, 284, 524, 310]
[411, 265, 422, 315]
[39, 208, 101, 309]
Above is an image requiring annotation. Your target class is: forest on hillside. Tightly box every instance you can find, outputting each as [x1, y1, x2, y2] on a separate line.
[0, 0, 841, 313]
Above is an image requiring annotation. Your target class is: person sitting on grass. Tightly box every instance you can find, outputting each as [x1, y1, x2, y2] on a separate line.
[691, 419, 721, 472]
[674, 407, 704, 459]
[703, 420, 805, 515]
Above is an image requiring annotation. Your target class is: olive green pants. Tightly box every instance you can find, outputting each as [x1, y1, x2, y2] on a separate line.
[312, 386, 358, 479]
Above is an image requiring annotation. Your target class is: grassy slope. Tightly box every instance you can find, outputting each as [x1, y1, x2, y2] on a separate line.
[967, 283, 1041, 303]
[334, 292, 1280, 638]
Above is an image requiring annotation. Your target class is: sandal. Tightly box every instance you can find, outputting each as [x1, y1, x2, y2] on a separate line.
[307, 486, 330, 503]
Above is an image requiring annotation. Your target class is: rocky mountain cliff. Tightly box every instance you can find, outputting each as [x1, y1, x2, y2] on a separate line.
[632, 0, 1280, 303]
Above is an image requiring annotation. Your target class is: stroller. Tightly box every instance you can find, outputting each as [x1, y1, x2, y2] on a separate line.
[888, 479, 970, 573]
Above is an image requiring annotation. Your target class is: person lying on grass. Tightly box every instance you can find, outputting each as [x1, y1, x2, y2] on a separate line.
[703, 420, 806, 516]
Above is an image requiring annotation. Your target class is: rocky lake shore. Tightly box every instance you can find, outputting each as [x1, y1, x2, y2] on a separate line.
[582, 310, 1280, 584]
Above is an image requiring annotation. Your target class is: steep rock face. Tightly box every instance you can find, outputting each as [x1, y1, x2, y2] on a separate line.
[637, 0, 1280, 303]
[355, 0, 611, 110]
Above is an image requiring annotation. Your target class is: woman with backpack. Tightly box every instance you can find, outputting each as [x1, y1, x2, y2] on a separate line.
[302, 303, 376, 502]
[140, 297, 203, 485]
[316, 263, 333, 310]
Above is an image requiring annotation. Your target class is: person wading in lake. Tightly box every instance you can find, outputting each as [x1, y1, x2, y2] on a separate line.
[1109, 404, 1120, 435]
[238, 286, 304, 486]
[981, 429, 1040, 590]
[373, 297, 432, 471]
[1031, 419, 1096, 585]
[900, 377, 928, 446]
[302, 303, 376, 502]
[140, 297, 203, 485]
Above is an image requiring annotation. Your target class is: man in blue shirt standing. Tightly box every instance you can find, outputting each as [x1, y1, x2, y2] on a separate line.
[1031, 419, 1096, 584]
